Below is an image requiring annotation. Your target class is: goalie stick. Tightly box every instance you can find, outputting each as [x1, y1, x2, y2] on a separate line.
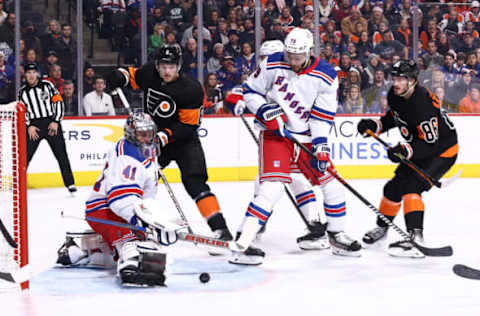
[0, 218, 17, 248]
[239, 114, 326, 234]
[284, 130, 453, 257]
[366, 130, 462, 188]
[452, 264, 480, 280]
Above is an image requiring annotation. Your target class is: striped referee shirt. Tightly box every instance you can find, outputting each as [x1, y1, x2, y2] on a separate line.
[18, 79, 64, 125]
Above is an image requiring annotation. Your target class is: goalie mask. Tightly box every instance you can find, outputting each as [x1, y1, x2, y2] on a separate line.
[124, 111, 158, 158]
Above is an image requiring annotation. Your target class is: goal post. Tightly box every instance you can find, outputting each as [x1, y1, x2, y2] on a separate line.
[0, 102, 28, 290]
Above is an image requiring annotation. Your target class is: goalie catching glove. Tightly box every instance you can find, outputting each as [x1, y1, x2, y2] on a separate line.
[132, 199, 184, 246]
[255, 103, 287, 137]
[106, 68, 130, 90]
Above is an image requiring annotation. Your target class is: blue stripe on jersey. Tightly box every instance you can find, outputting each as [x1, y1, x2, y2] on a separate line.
[115, 139, 147, 163]
[307, 73, 332, 86]
[312, 137, 328, 145]
[266, 52, 285, 63]
[267, 66, 291, 71]
[107, 183, 142, 195]
[313, 59, 337, 81]
[242, 83, 266, 98]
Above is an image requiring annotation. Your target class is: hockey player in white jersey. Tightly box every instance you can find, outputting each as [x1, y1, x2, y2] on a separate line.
[57, 111, 178, 286]
[226, 40, 329, 251]
[230, 28, 361, 265]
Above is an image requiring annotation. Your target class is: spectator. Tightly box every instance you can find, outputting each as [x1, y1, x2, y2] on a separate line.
[61, 80, 78, 116]
[323, 43, 339, 67]
[207, 42, 224, 74]
[226, 7, 240, 31]
[216, 55, 241, 94]
[0, 51, 13, 103]
[41, 19, 62, 56]
[83, 65, 96, 95]
[465, 1, 480, 24]
[459, 84, 480, 113]
[383, 0, 401, 26]
[398, 0, 413, 20]
[369, 90, 389, 114]
[423, 40, 444, 68]
[368, 6, 389, 36]
[7, 39, 23, 69]
[364, 53, 383, 85]
[206, 9, 220, 33]
[321, 20, 341, 45]
[340, 84, 365, 113]
[22, 21, 43, 62]
[0, 0, 7, 25]
[212, 18, 230, 46]
[55, 24, 76, 80]
[454, 52, 467, 72]
[278, 7, 295, 34]
[360, 0, 373, 20]
[98, 0, 127, 39]
[203, 73, 223, 114]
[224, 30, 241, 57]
[239, 18, 255, 47]
[42, 50, 59, 77]
[263, 1, 280, 27]
[333, 0, 353, 23]
[221, 0, 240, 19]
[319, 0, 333, 24]
[436, 32, 451, 56]
[450, 69, 473, 106]
[420, 19, 440, 50]
[459, 32, 480, 55]
[46, 64, 65, 95]
[394, 18, 412, 48]
[243, 0, 256, 20]
[266, 18, 286, 41]
[364, 68, 390, 111]
[434, 86, 456, 113]
[439, 6, 462, 35]
[372, 21, 389, 47]
[165, 0, 186, 30]
[423, 67, 445, 92]
[148, 23, 166, 55]
[148, 7, 167, 34]
[462, 21, 479, 39]
[19, 62, 77, 194]
[181, 15, 212, 48]
[374, 30, 407, 64]
[182, 37, 200, 77]
[441, 51, 460, 86]
[466, 52, 479, 74]
[357, 31, 375, 63]
[291, 0, 306, 27]
[83, 76, 115, 116]
[341, 7, 368, 37]
[235, 42, 255, 76]
[0, 13, 14, 49]
[337, 52, 352, 81]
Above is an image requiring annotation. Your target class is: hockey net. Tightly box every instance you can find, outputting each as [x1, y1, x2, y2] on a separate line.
[0, 102, 28, 291]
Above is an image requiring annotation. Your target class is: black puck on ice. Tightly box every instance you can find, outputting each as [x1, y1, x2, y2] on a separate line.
[199, 272, 210, 283]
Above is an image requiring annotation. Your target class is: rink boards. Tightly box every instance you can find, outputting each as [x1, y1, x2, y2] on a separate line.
[27, 115, 479, 188]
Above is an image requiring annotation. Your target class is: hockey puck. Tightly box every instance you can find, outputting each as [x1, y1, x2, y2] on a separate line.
[199, 272, 210, 283]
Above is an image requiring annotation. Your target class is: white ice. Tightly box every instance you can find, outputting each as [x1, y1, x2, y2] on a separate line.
[1, 178, 480, 316]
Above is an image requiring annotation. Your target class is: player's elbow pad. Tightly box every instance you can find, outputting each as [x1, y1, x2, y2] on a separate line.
[107, 68, 130, 90]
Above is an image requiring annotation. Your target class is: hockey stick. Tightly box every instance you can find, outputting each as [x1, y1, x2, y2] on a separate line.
[366, 130, 462, 188]
[0, 218, 17, 248]
[239, 114, 322, 233]
[284, 131, 453, 257]
[452, 264, 480, 280]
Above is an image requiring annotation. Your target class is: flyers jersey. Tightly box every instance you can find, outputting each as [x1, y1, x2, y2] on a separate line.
[127, 63, 204, 142]
[381, 85, 458, 160]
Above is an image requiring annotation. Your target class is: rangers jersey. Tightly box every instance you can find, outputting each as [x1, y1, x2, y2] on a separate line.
[85, 139, 159, 223]
[242, 52, 339, 145]
[381, 84, 458, 161]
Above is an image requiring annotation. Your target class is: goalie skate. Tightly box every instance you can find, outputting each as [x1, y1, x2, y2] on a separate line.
[297, 221, 330, 250]
[328, 231, 362, 257]
[229, 246, 265, 266]
[362, 226, 388, 245]
[388, 229, 425, 258]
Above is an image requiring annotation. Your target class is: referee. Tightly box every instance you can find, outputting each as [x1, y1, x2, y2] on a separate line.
[19, 62, 77, 194]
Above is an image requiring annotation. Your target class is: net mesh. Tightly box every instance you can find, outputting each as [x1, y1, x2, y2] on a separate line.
[0, 102, 26, 291]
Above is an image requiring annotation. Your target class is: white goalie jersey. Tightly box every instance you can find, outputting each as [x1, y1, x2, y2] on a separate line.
[242, 52, 339, 144]
[85, 139, 159, 223]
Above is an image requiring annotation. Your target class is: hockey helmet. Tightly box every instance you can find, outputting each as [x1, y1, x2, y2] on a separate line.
[284, 28, 313, 55]
[155, 45, 182, 71]
[391, 60, 419, 79]
[260, 40, 285, 57]
[124, 110, 157, 157]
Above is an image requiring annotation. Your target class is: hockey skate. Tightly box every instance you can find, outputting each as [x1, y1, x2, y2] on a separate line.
[362, 226, 388, 245]
[328, 231, 362, 257]
[297, 221, 330, 250]
[56, 232, 114, 268]
[208, 228, 234, 256]
[56, 236, 88, 266]
[388, 229, 425, 258]
[228, 245, 266, 265]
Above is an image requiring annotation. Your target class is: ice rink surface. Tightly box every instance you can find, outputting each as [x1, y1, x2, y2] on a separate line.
[1, 178, 480, 316]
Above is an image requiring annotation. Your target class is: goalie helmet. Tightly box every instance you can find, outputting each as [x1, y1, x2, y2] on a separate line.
[124, 110, 157, 157]
[259, 40, 284, 57]
[155, 45, 182, 72]
[391, 60, 419, 79]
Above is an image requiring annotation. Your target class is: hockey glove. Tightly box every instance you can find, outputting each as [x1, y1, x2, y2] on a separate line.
[357, 119, 380, 137]
[387, 143, 413, 163]
[256, 103, 287, 137]
[106, 68, 129, 90]
[156, 130, 169, 147]
[311, 143, 331, 174]
[225, 88, 246, 116]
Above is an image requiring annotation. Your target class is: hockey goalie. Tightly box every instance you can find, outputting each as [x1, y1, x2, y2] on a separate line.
[56, 112, 179, 286]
